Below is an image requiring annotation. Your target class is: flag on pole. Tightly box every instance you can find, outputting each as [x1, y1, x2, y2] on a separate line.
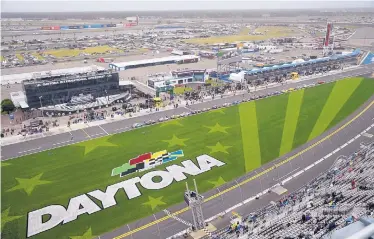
[217, 52, 224, 57]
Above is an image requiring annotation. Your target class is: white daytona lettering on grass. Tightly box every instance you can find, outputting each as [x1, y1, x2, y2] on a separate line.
[27, 155, 225, 237]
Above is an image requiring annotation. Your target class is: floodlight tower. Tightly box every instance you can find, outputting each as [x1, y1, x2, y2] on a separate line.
[323, 22, 335, 56]
[184, 179, 205, 230]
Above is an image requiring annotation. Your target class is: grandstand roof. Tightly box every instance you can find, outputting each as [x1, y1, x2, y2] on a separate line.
[1, 65, 105, 85]
[245, 49, 361, 75]
[109, 55, 199, 68]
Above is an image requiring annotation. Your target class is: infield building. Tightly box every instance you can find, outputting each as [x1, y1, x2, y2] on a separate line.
[8, 66, 121, 108]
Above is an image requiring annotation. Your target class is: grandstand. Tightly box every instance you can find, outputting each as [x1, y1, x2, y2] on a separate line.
[39, 92, 130, 113]
[22, 68, 120, 108]
[201, 141, 374, 239]
[243, 49, 361, 83]
[108, 55, 200, 71]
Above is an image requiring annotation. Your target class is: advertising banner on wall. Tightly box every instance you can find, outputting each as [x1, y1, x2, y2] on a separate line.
[125, 23, 137, 27]
[362, 52, 374, 65]
[68, 25, 83, 29]
[50, 26, 60, 30]
[106, 24, 116, 28]
[41, 26, 52, 30]
[84, 24, 104, 29]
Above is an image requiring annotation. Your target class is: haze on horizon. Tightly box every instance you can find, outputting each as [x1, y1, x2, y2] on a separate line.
[2, 0, 374, 13]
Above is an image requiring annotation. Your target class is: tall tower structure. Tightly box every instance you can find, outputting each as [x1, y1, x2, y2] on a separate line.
[184, 179, 205, 230]
[323, 22, 335, 56]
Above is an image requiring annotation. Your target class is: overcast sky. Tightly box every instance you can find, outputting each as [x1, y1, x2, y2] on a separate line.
[2, 0, 374, 12]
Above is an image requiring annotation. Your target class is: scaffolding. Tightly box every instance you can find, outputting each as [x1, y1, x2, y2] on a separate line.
[184, 179, 206, 231]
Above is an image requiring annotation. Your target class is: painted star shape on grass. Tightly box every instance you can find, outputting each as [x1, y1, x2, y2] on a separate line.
[208, 176, 226, 188]
[163, 135, 189, 147]
[7, 173, 52, 196]
[70, 228, 93, 239]
[160, 119, 184, 127]
[1, 162, 11, 167]
[207, 142, 232, 154]
[78, 137, 118, 155]
[208, 108, 226, 114]
[142, 196, 166, 211]
[1, 208, 22, 230]
[205, 123, 230, 134]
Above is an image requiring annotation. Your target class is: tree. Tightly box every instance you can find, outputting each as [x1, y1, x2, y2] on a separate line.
[1, 99, 15, 113]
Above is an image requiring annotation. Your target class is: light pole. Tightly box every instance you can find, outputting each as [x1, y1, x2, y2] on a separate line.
[105, 90, 109, 104]
[39, 96, 44, 119]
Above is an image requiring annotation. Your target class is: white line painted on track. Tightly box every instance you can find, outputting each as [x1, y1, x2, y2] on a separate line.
[115, 127, 129, 132]
[52, 141, 72, 146]
[18, 147, 41, 154]
[292, 170, 304, 178]
[98, 125, 109, 135]
[274, 167, 300, 181]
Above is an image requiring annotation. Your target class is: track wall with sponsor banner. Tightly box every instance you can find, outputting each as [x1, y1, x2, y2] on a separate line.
[362, 52, 374, 65]
[41, 23, 134, 30]
[83, 24, 105, 29]
[40, 17, 138, 30]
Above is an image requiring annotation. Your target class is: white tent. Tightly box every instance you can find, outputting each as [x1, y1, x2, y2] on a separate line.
[229, 71, 245, 83]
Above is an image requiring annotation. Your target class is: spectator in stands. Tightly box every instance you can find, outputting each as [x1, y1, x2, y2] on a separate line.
[345, 216, 354, 225]
[328, 200, 336, 209]
[302, 214, 306, 223]
[306, 200, 314, 209]
[314, 224, 322, 234]
[305, 211, 312, 221]
[351, 179, 356, 189]
[247, 213, 257, 223]
[328, 222, 336, 231]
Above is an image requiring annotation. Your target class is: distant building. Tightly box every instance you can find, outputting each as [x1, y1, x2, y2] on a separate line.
[109, 55, 200, 71]
[147, 69, 208, 89]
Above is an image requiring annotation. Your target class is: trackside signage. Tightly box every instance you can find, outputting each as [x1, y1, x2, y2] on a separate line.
[27, 155, 225, 237]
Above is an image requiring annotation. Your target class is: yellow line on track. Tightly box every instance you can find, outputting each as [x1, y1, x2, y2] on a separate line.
[113, 100, 374, 239]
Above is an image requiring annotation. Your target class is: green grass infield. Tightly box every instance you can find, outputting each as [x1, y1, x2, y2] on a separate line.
[1, 77, 374, 239]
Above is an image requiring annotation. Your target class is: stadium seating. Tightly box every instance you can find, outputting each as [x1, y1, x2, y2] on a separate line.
[193, 141, 374, 239]
[41, 92, 131, 112]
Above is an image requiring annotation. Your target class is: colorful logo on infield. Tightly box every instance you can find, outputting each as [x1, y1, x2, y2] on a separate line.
[111, 149, 184, 177]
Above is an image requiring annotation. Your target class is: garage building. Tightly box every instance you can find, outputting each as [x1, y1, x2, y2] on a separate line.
[109, 55, 200, 71]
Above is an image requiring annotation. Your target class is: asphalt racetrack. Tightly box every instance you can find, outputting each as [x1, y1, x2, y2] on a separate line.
[2, 64, 374, 239]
